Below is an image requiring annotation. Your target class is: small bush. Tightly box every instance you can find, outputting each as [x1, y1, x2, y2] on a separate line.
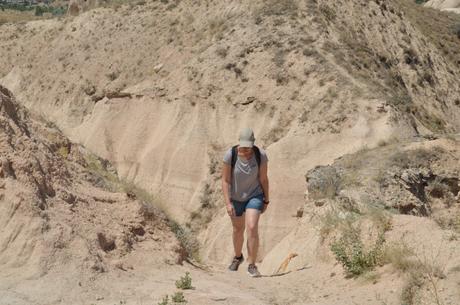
[383, 242, 417, 273]
[171, 292, 187, 303]
[305, 165, 341, 200]
[331, 224, 385, 277]
[58, 146, 69, 159]
[157, 295, 169, 305]
[319, 209, 357, 242]
[401, 271, 424, 305]
[175, 272, 193, 290]
[169, 222, 201, 262]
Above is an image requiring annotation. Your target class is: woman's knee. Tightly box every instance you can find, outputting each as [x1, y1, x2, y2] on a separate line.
[246, 223, 258, 236]
[232, 223, 245, 234]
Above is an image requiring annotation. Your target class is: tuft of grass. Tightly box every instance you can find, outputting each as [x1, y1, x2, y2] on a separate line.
[368, 207, 393, 233]
[175, 272, 193, 290]
[57, 146, 69, 159]
[253, 0, 298, 18]
[383, 242, 417, 273]
[157, 295, 169, 305]
[387, 241, 448, 305]
[401, 271, 424, 305]
[171, 291, 187, 303]
[169, 221, 201, 263]
[319, 208, 357, 242]
[389, 147, 442, 169]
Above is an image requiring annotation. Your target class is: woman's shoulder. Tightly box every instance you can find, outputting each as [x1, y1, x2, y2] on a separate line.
[223, 147, 234, 164]
[256, 146, 267, 155]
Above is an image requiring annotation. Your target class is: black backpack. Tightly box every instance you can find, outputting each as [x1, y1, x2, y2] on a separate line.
[231, 145, 261, 170]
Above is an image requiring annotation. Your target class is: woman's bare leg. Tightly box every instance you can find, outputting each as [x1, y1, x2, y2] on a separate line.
[231, 214, 245, 257]
[245, 208, 260, 264]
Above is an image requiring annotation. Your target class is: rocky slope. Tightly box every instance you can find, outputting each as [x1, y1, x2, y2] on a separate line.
[0, 85, 185, 303]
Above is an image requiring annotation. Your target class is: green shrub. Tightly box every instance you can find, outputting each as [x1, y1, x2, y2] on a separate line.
[331, 225, 385, 276]
[57, 146, 69, 159]
[171, 292, 187, 303]
[175, 272, 193, 290]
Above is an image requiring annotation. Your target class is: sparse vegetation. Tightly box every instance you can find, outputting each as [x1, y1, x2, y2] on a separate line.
[57, 146, 69, 159]
[401, 271, 424, 305]
[319, 4, 336, 22]
[157, 295, 169, 305]
[171, 291, 187, 303]
[389, 147, 442, 169]
[331, 223, 386, 277]
[169, 220, 201, 263]
[175, 272, 193, 290]
[253, 0, 298, 18]
[83, 152, 201, 262]
[306, 165, 341, 200]
[157, 292, 187, 305]
[383, 240, 447, 305]
[319, 208, 356, 242]
[383, 242, 417, 273]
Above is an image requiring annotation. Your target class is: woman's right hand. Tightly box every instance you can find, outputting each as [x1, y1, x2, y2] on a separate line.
[226, 203, 235, 217]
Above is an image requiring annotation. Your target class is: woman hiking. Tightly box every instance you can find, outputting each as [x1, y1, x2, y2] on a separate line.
[221, 127, 269, 277]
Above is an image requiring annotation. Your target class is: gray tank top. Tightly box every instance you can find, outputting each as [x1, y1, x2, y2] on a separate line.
[223, 147, 268, 202]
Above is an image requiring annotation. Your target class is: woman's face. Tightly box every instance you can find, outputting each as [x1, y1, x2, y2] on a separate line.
[238, 146, 253, 159]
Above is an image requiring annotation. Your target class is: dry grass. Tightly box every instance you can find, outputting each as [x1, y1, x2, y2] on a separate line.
[395, 0, 460, 66]
[384, 240, 448, 305]
[0, 9, 41, 24]
[253, 0, 298, 18]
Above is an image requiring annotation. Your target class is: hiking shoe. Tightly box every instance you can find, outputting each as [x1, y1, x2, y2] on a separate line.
[228, 255, 244, 271]
[247, 264, 261, 277]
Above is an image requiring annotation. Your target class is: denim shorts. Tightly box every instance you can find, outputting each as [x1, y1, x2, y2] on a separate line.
[231, 194, 264, 217]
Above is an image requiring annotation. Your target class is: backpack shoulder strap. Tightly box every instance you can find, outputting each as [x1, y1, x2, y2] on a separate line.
[231, 145, 238, 169]
[253, 145, 261, 168]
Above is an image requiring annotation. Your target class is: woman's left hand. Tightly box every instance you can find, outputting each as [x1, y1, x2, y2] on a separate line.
[261, 203, 268, 214]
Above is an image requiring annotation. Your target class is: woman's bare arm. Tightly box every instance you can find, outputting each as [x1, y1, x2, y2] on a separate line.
[222, 163, 234, 216]
[259, 162, 269, 203]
